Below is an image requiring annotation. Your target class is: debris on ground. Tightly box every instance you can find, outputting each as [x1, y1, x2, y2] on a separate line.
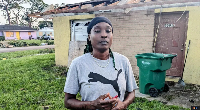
[135, 79, 200, 109]
[161, 81, 200, 108]
[0, 41, 14, 48]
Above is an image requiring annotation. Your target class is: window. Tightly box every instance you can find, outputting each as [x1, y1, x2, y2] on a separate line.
[39, 32, 43, 36]
[5, 32, 14, 37]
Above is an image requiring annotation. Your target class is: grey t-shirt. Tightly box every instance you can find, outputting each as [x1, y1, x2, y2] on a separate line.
[64, 52, 138, 101]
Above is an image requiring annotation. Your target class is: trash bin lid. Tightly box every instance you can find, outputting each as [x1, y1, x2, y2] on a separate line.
[135, 53, 177, 60]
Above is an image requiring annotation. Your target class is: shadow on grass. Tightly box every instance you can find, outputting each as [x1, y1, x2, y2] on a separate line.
[42, 64, 68, 77]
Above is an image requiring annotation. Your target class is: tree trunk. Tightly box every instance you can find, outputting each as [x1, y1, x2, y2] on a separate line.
[16, 16, 18, 25]
[5, 5, 11, 25]
[29, 17, 32, 27]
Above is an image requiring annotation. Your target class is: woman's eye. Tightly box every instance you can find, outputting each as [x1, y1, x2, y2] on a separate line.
[106, 30, 111, 33]
[94, 30, 101, 33]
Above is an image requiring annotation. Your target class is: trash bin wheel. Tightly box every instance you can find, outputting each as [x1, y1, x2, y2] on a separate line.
[149, 87, 159, 97]
[163, 83, 169, 92]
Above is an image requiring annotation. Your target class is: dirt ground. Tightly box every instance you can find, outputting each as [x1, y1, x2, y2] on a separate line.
[159, 81, 200, 108]
[134, 75, 200, 109]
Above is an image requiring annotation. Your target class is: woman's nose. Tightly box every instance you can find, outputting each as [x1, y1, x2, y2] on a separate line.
[101, 30, 107, 38]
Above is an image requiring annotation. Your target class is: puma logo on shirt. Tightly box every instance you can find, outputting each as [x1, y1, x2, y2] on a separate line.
[88, 69, 122, 97]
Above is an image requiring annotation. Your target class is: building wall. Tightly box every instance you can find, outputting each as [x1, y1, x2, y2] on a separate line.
[68, 41, 87, 67]
[0, 31, 3, 36]
[36, 31, 54, 37]
[96, 10, 155, 75]
[20, 32, 30, 40]
[53, 14, 95, 66]
[4, 31, 16, 40]
[20, 32, 37, 40]
[31, 32, 37, 39]
[155, 6, 200, 85]
[3, 31, 37, 40]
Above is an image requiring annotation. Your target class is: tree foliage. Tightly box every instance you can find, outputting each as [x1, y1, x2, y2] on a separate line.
[22, 0, 48, 27]
[0, 0, 48, 27]
[0, 0, 27, 24]
[38, 21, 53, 29]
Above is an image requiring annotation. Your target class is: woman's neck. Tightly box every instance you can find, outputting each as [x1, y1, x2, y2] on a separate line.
[92, 49, 110, 60]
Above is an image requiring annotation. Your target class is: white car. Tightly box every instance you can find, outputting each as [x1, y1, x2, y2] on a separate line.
[43, 35, 54, 40]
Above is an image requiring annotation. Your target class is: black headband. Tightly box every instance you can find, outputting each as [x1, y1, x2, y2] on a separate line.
[87, 17, 113, 34]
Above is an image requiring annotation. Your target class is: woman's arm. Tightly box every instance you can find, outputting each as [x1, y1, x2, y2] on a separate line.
[111, 90, 135, 110]
[64, 93, 95, 110]
[123, 90, 135, 107]
[64, 93, 118, 110]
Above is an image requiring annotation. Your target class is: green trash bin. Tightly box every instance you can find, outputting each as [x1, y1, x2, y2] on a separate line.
[135, 53, 177, 97]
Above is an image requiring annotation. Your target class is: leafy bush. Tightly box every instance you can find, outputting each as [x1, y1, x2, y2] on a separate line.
[0, 36, 5, 41]
[28, 42, 40, 46]
[44, 40, 54, 45]
[8, 40, 54, 47]
[8, 41, 28, 47]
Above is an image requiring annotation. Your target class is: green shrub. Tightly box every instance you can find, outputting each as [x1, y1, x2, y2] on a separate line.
[8, 41, 28, 47]
[8, 40, 54, 47]
[0, 36, 5, 41]
[28, 42, 40, 46]
[44, 40, 54, 45]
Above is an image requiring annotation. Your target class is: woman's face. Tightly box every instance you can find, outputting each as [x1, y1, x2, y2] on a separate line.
[89, 22, 113, 53]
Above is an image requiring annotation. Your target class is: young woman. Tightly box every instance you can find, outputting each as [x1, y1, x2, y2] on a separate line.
[64, 17, 138, 110]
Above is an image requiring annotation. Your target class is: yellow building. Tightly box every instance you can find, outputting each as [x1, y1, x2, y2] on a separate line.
[53, 15, 95, 66]
[30, 0, 200, 85]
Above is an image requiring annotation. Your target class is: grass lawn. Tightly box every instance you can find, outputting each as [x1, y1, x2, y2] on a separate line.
[0, 48, 55, 60]
[0, 51, 189, 110]
[128, 97, 189, 110]
[0, 54, 67, 109]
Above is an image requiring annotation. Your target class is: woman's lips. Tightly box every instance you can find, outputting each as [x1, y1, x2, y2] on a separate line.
[100, 41, 108, 45]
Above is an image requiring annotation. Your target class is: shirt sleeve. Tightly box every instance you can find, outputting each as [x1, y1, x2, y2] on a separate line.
[125, 58, 139, 92]
[64, 60, 80, 94]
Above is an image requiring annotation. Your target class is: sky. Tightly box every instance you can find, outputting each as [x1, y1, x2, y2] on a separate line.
[0, 0, 88, 24]
[43, 0, 88, 5]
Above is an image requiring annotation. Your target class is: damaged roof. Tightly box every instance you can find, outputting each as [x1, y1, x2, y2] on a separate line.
[29, 0, 200, 18]
[0, 25, 37, 31]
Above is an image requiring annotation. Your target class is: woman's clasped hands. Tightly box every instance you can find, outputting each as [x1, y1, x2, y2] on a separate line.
[91, 93, 127, 110]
